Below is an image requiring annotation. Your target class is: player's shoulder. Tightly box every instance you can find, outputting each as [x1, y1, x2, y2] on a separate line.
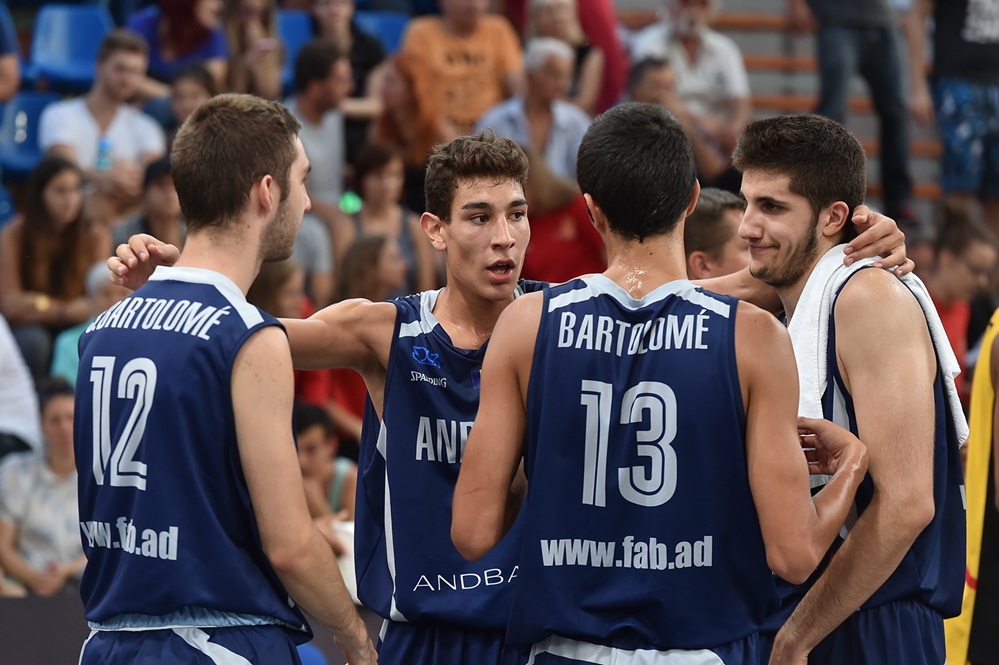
[835, 267, 921, 323]
[734, 299, 786, 340]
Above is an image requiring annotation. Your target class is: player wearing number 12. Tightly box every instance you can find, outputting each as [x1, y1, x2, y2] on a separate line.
[452, 103, 871, 665]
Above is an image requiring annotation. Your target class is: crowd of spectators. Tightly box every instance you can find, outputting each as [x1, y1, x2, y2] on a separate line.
[0, 0, 997, 617]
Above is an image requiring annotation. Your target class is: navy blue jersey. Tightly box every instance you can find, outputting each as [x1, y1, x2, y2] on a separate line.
[507, 276, 778, 651]
[770, 269, 966, 626]
[355, 283, 542, 629]
[74, 267, 309, 637]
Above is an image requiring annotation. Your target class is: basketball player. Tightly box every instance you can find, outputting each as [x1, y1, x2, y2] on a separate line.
[110, 132, 909, 665]
[74, 95, 375, 664]
[451, 103, 873, 664]
[734, 114, 965, 665]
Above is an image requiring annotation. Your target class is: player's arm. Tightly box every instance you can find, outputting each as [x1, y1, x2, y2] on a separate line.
[737, 302, 868, 584]
[770, 269, 937, 665]
[282, 299, 396, 373]
[452, 293, 542, 562]
[232, 326, 376, 665]
[699, 205, 913, 313]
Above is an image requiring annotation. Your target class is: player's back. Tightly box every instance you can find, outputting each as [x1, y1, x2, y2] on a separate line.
[74, 266, 309, 637]
[507, 275, 777, 657]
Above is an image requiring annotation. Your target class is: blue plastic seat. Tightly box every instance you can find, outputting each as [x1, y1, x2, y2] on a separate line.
[0, 4, 23, 60]
[0, 184, 15, 230]
[353, 11, 409, 55]
[27, 5, 115, 93]
[277, 9, 316, 96]
[296, 643, 329, 665]
[0, 91, 60, 183]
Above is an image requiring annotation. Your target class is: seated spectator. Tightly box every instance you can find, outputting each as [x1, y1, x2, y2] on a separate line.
[400, 0, 525, 135]
[0, 380, 86, 597]
[0, 12, 19, 104]
[126, 0, 229, 101]
[475, 38, 590, 184]
[925, 210, 999, 400]
[631, 0, 751, 157]
[112, 157, 186, 250]
[285, 40, 353, 306]
[39, 30, 166, 228]
[519, 193, 606, 283]
[224, 0, 282, 100]
[333, 144, 437, 296]
[50, 263, 130, 386]
[0, 315, 41, 461]
[0, 159, 107, 384]
[528, 0, 603, 115]
[682, 187, 750, 279]
[311, 0, 387, 161]
[372, 52, 455, 214]
[296, 402, 358, 556]
[168, 63, 218, 145]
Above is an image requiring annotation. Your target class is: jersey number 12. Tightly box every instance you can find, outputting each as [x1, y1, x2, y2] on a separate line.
[89, 356, 157, 490]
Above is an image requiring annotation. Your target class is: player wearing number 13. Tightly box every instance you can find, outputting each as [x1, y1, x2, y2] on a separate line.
[452, 103, 871, 664]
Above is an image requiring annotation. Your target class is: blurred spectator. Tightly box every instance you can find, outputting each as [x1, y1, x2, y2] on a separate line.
[112, 157, 186, 250]
[476, 38, 590, 183]
[519, 193, 606, 283]
[126, 0, 229, 100]
[787, 0, 915, 227]
[0, 10, 19, 104]
[682, 187, 749, 279]
[906, 1, 999, 235]
[50, 264, 130, 386]
[0, 380, 86, 597]
[0, 315, 41, 460]
[372, 52, 455, 213]
[286, 40, 352, 306]
[631, 0, 751, 157]
[0, 159, 107, 384]
[400, 0, 525, 134]
[333, 144, 437, 296]
[168, 63, 218, 144]
[246, 259, 307, 321]
[311, 0, 387, 161]
[224, 0, 283, 100]
[925, 209, 998, 399]
[528, 0, 603, 115]
[39, 30, 166, 228]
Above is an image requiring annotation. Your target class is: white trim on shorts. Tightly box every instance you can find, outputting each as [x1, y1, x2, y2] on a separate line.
[527, 635, 726, 665]
[79, 630, 97, 665]
[172, 627, 254, 665]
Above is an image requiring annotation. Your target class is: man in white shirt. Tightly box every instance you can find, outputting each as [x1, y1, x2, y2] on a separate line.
[0, 314, 41, 461]
[284, 40, 352, 307]
[631, 0, 751, 157]
[39, 29, 165, 227]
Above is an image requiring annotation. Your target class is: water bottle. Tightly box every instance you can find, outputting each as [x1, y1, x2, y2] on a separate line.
[96, 137, 112, 171]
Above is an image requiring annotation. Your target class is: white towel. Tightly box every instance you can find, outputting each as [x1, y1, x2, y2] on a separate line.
[787, 244, 969, 446]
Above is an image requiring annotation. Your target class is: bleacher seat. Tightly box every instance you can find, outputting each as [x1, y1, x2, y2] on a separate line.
[0, 184, 15, 229]
[0, 4, 23, 61]
[297, 643, 329, 665]
[353, 11, 408, 55]
[0, 91, 59, 183]
[26, 5, 115, 93]
[277, 9, 315, 96]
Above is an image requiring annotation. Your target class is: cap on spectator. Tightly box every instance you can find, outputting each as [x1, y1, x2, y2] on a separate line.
[144, 156, 172, 189]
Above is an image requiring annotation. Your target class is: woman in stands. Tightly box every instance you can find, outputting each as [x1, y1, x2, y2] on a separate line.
[0, 380, 86, 597]
[168, 63, 217, 144]
[528, 0, 603, 115]
[224, 0, 282, 100]
[0, 158, 106, 383]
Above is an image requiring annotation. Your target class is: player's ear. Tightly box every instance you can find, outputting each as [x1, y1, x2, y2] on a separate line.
[255, 174, 276, 216]
[820, 201, 851, 240]
[583, 193, 608, 235]
[685, 180, 701, 219]
[687, 250, 712, 280]
[420, 212, 447, 250]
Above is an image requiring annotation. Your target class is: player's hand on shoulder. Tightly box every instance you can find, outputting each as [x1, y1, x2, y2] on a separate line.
[844, 205, 914, 277]
[798, 417, 868, 478]
[108, 233, 181, 291]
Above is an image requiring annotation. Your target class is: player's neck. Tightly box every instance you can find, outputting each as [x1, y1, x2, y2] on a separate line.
[432, 281, 512, 351]
[776, 242, 837, 322]
[601, 233, 689, 298]
[173, 232, 262, 295]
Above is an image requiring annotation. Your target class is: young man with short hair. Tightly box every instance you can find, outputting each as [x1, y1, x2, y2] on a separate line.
[684, 187, 749, 279]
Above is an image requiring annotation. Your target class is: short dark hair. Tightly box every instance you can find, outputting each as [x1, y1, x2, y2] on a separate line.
[294, 40, 346, 93]
[352, 142, 402, 193]
[171, 93, 301, 232]
[37, 377, 74, 414]
[143, 156, 172, 189]
[935, 204, 997, 257]
[576, 103, 696, 241]
[295, 401, 334, 438]
[172, 62, 218, 97]
[97, 29, 148, 63]
[733, 114, 866, 242]
[684, 187, 746, 260]
[424, 132, 529, 221]
[628, 57, 670, 92]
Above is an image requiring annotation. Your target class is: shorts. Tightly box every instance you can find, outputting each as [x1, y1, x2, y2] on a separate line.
[377, 619, 527, 665]
[80, 625, 303, 665]
[525, 633, 763, 665]
[933, 77, 999, 200]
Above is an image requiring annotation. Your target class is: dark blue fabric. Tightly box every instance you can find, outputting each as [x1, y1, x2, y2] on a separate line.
[81, 625, 303, 665]
[378, 619, 526, 665]
[126, 6, 229, 83]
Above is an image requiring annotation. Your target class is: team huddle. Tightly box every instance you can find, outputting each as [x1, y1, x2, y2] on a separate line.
[75, 93, 963, 665]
